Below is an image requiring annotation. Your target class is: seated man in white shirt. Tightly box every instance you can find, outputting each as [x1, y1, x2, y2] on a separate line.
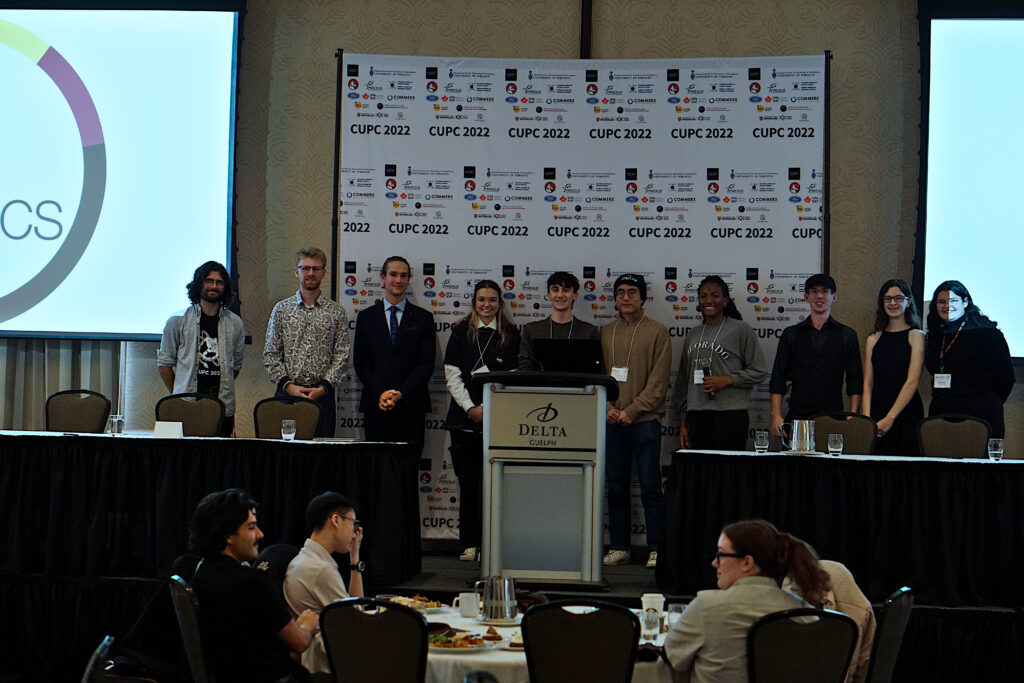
[284, 492, 364, 675]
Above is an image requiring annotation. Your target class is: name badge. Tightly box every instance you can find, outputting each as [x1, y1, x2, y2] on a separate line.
[933, 373, 951, 389]
[693, 369, 705, 384]
[472, 364, 491, 375]
[611, 366, 629, 382]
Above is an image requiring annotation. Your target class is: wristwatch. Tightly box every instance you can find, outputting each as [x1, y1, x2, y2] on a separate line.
[348, 561, 365, 573]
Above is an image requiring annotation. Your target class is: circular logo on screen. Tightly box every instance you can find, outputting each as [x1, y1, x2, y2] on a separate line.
[0, 21, 105, 324]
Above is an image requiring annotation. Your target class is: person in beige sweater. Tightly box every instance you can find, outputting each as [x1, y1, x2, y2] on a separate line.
[600, 273, 671, 569]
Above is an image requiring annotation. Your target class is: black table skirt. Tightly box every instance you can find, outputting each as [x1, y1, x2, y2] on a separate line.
[0, 433, 420, 586]
[656, 451, 1024, 607]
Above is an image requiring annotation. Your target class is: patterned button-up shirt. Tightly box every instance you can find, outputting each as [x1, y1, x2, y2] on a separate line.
[263, 291, 350, 388]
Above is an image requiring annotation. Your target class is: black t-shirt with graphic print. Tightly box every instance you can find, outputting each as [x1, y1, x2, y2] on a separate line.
[196, 312, 221, 398]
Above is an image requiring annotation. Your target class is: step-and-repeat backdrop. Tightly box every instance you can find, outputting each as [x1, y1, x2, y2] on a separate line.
[335, 53, 826, 540]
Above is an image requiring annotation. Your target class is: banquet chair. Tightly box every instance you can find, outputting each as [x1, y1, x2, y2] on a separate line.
[46, 389, 111, 433]
[168, 575, 217, 683]
[155, 393, 225, 437]
[81, 635, 159, 682]
[522, 598, 640, 683]
[253, 396, 322, 440]
[812, 412, 877, 455]
[254, 543, 301, 602]
[917, 414, 991, 458]
[81, 635, 113, 682]
[747, 608, 857, 683]
[864, 587, 913, 683]
[320, 598, 427, 683]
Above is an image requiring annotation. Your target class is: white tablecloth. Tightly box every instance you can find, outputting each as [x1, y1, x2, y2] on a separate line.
[425, 609, 679, 683]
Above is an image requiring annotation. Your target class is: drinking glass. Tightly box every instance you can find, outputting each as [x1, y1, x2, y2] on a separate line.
[667, 603, 686, 628]
[753, 430, 769, 454]
[109, 413, 124, 436]
[281, 419, 297, 441]
[641, 608, 661, 642]
[988, 438, 1004, 461]
[827, 433, 843, 456]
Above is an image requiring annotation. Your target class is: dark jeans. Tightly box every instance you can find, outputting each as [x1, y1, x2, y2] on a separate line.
[685, 409, 749, 451]
[448, 429, 483, 547]
[605, 420, 662, 551]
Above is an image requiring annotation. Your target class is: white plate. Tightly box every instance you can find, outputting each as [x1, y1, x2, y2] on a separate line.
[429, 639, 505, 654]
[424, 606, 450, 614]
[476, 614, 522, 626]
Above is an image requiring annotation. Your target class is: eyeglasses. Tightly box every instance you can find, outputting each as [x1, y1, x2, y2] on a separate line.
[202, 278, 226, 286]
[298, 265, 325, 273]
[714, 551, 745, 562]
[881, 295, 906, 304]
[338, 514, 362, 528]
[806, 287, 831, 297]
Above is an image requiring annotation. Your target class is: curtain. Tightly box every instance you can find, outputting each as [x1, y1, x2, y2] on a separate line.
[0, 338, 121, 430]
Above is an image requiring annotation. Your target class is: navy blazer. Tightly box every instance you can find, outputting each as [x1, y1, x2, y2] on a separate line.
[353, 299, 437, 415]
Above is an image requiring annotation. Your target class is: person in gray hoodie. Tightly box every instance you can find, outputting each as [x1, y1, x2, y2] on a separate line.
[672, 275, 767, 451]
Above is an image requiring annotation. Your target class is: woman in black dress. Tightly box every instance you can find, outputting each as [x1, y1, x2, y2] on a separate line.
[861, 279, 925, 456]
[443, 280, 520, 561]
[924, 280, 1014, 438]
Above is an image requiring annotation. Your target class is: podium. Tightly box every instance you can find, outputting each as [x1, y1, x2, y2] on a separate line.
[471, 371, 618, 587]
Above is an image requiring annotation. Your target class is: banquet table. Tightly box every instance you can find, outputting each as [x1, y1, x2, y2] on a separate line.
[656, 449, 1024, 606]
[424, 607, 679, 683]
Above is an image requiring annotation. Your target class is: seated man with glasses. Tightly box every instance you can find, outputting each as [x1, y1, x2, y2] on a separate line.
[284, 492, 365, 676]
[263, 246, 350, 437]
[158, 261, 245, 437]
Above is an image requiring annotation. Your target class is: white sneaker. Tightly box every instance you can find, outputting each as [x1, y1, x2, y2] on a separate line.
[646, 551, 658, 568]
[459, 546, 480, 561]
[603, 549, 630, 565]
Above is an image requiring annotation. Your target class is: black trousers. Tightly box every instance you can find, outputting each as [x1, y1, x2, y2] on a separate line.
[685, 409, 750, 451]
[448, 429, 483, 547]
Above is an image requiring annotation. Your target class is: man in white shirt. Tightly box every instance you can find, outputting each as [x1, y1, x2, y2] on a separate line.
[283, 492, 364, 674]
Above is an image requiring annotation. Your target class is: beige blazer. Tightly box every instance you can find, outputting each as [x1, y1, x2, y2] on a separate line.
[664, 575, 808, 683]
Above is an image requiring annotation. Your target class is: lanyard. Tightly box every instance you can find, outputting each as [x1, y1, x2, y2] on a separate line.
[693, 318, 728, 372]
[549, 317, 574, 339]
[611, 311, 646, 368]
[473, 326, 495, 372]
[938, 319, 964, 373]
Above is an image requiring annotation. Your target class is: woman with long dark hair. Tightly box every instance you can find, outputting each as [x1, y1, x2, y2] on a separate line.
[671, 275, 767, 450]
[664, 519, 827, 681]
[443, 280, 520, 561]
[924, 280, 1014, 437]
[860, 279, 925, 455]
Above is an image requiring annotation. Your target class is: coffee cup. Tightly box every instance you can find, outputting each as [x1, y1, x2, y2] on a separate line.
[453, 591, 479, 618]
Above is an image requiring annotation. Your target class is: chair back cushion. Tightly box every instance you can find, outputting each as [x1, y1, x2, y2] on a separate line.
[917, 414, 990, 458]
[320, 598, 427, 683]
[812, 412, 877, 455]
[46, 389, 111, 433]
[155, 394, 224, 437]
[865, 588, 913, 683]
[253, 397, 323, 440]
[523, 599, 640, 683]
[747, 608, 858, 683]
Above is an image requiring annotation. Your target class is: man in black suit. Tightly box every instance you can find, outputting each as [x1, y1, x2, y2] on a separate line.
[353, 256, 437, 457]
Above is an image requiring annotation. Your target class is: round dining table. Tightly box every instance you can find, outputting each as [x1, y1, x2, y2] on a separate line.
[425, 607, 680, 683]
